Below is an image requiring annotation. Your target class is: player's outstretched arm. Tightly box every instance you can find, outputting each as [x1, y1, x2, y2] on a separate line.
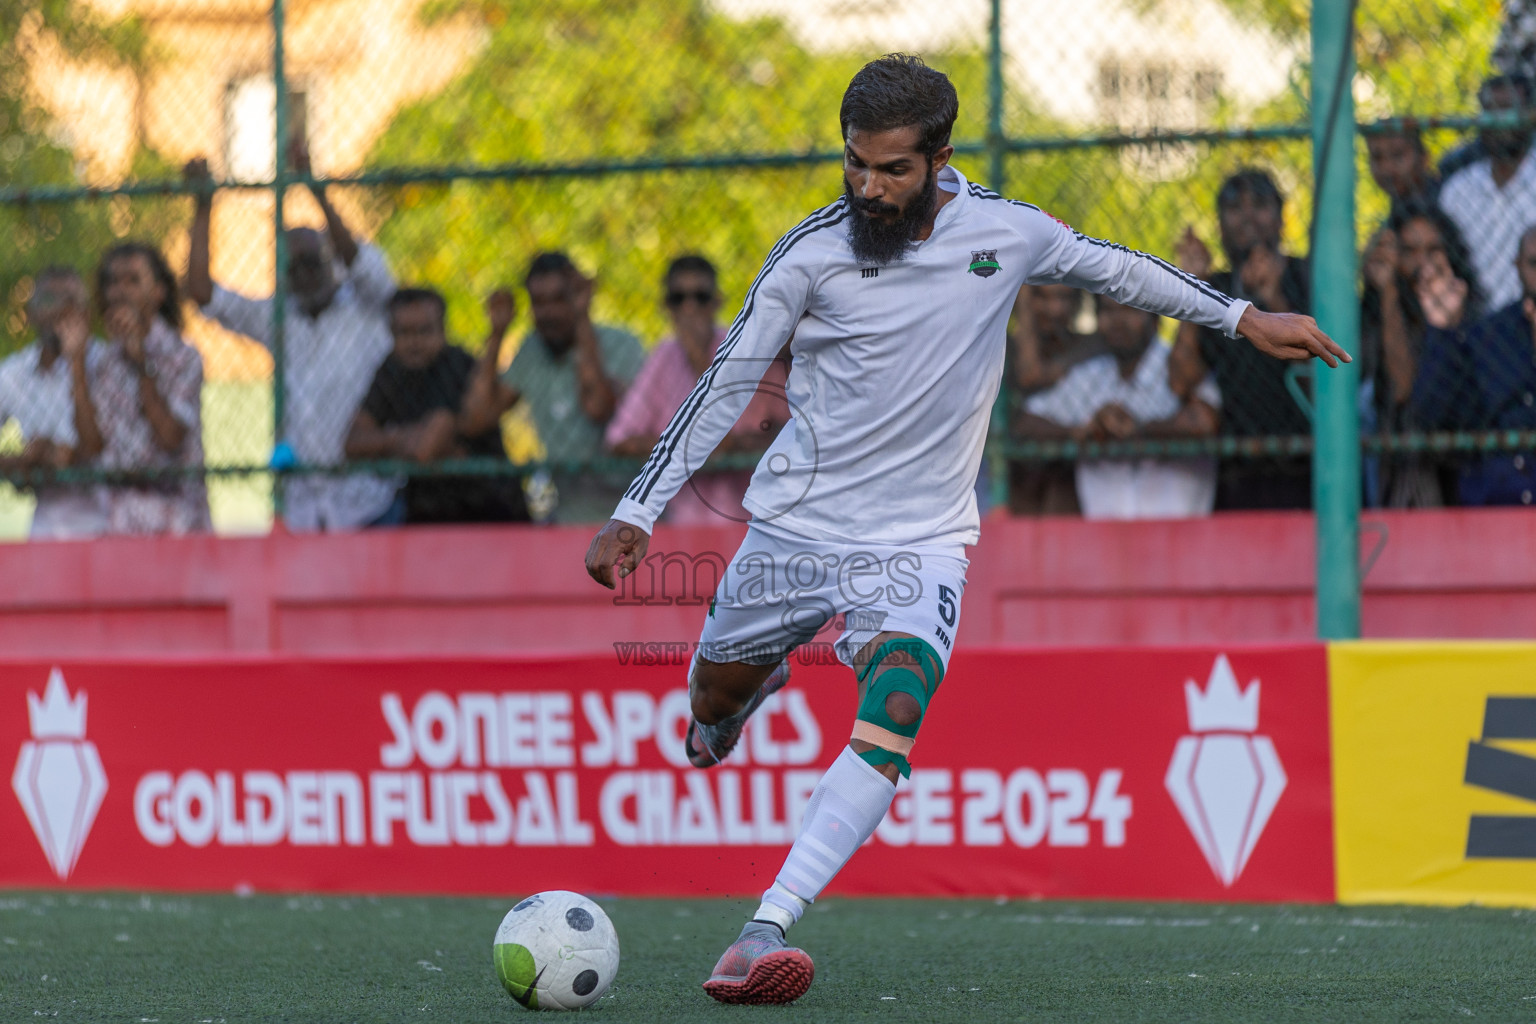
[585, 518, 650, 590]
[1235, 307, 1352, 367]
[1016, 206, 1352, 368]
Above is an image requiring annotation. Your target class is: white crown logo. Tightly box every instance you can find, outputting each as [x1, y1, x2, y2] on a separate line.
[1166, 653, 1286, 886]
[13, 667, 108, 879]
[1183, 654, 1259, 733]
[27, 668, 86, 740]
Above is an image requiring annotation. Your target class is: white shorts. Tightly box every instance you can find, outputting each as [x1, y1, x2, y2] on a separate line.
[696, 521, 968, 671]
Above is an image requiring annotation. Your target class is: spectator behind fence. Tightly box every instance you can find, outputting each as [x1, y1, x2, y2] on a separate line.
[1360, 201, 1485, 507]
[1367, 125, 1441, 216]
[345, 287, 529, 525]
[501, 252, 644, 523]
[184, 146, 398, 531]
[606, 256, 789, 524]
[73, 243, 209, 534]
[0, 267, 106, 538]
[1005, 283, 1102, 515]
[1170, 168, 1313, 509]
[1439, 75, 1536, 312]
[1412, 225, 1536, 506]
[1018, 295, 1217, 520]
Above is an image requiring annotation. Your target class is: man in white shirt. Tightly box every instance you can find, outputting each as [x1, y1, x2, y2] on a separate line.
[184, 145, 399, 531]
[1439, 74, 1536, 311]
[583, 55, 1347, 1005]
[0, 267, 107, 539]
[1020, 294, 1218, 519]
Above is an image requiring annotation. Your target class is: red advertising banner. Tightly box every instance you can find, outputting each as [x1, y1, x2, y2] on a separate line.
[0, 647, 1333, 900]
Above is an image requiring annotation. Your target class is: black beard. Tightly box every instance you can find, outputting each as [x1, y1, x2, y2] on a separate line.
[844, 167, 938, 266]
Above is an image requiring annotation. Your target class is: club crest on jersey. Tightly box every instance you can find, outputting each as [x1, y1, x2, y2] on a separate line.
[968, 250, 1000, 278]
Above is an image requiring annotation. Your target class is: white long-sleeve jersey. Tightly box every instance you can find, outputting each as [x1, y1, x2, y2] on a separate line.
[614, 165, 1250, 547]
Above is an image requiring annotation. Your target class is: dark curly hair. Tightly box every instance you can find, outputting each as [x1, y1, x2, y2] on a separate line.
[97, 242, 183, 331]
[839, 54, 958, 159]
[1385, 197, 1485, 316]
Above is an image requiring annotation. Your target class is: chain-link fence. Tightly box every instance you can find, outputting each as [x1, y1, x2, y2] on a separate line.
[0, 0, 1524, 538]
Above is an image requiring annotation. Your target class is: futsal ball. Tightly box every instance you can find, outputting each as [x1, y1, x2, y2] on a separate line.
[494, 890, 620, 1010]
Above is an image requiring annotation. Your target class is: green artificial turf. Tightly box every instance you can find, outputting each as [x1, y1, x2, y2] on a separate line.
[1, 893, 1534, 1022]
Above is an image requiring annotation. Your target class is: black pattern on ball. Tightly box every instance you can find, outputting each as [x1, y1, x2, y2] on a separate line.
[572, 969, 599, 996]
[565, 907, 594, 931]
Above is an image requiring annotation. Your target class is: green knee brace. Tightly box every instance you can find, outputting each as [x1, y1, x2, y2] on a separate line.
[852, 637, 945, 779]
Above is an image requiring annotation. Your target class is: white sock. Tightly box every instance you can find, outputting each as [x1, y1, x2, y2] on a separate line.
[753, 746, 896, 933]
[753, 883, 807, 934]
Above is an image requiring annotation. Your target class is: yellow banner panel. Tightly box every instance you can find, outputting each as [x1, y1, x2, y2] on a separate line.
[1332, 642, 1536, 907]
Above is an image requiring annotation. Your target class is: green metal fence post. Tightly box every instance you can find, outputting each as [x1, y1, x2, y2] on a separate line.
[271, 0, 288, 521]
[1311, 0, 1361, 638]
[987, 0, 1005, 195]
[986, 0, 1010, 510]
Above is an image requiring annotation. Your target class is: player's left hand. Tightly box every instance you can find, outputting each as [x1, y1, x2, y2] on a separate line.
[1236, 307, 1351, 367]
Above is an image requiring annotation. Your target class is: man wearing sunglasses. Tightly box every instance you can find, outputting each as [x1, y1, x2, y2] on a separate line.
[606, 256, 789, 524]
[184, 139, 400, 531]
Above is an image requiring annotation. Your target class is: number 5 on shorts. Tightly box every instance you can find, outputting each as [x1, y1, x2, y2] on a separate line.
[937, 585, 956, 627]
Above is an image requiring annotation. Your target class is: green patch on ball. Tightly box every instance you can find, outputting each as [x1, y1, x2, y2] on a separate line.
[494, 941, 541, 1010]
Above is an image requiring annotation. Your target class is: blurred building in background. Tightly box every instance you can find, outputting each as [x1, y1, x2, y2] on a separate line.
[721, 0, 1295, 131]
[31, 0, 477, 354]
[17, 0, 477, 530]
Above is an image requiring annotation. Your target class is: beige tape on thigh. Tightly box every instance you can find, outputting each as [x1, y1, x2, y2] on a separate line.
[851, 720, 916, 756]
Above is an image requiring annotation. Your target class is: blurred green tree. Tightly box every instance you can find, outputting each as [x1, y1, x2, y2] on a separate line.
[1158, 0, 1499, 113]
[367, 0, 1501, 416]
[1065, 0, 1502, 260]
[0, 2, 177, 354]
[367, 0, 988, 359]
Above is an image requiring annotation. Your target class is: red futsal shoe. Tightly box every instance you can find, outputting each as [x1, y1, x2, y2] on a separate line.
[703, 921, 815, 1005]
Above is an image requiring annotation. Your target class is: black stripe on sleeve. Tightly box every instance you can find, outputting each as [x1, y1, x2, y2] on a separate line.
[625, 200, 849, 506]
[967, 183, 1038, 212]
[1077, 236, 1234, 308]
[625, 199, 845, 503]
[967, 183, 1234, 308]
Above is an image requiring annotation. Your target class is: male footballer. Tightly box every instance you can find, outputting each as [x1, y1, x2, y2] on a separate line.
[586, 54, 1347, 1005]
